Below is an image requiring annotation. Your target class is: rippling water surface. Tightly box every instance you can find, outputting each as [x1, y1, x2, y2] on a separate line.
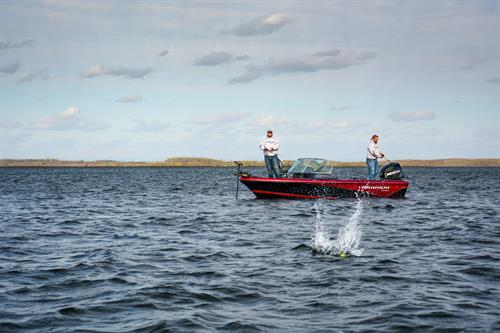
[1, 167, 499, 332]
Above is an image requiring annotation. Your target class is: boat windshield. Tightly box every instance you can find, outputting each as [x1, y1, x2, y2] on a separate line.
[287, 158, 333, 175]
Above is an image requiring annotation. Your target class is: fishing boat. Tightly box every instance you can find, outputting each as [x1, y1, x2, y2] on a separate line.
[236, 158, 409, 199]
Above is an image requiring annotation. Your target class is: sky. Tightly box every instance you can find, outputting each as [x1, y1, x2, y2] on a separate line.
[0, 0, 499, 162]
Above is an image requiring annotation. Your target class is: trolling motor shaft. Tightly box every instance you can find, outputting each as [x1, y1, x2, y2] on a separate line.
[234, 161, 250, 177]
[234, 161, 242, 199]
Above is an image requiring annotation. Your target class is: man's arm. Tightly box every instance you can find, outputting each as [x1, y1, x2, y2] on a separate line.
[259, 139, 266, 151]
[269, 139, 279, 152]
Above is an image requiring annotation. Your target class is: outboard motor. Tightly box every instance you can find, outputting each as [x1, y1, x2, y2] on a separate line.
[379, 162, 404, 180]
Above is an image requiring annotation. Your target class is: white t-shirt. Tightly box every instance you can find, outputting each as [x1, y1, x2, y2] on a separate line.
[259, 136, 280, 157]
[366, 140, 383, 159]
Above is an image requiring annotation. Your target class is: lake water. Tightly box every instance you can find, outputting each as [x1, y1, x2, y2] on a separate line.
[1, 167, 499, 332]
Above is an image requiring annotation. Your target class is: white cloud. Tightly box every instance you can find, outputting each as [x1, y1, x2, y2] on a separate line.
[32, 106, 80, 130]
[81, 64, 104, 78]
[0, 61, 21, 74]
[389, 111, 436, 122]
[226, 13, 292, 36]
[191, 112, 250, 125]
[81, 65, 152, 79]
[31, 107, 109, 131]
[228, 49, 376, 84]
[38, 107, 78, 128]
[116, 95, 143, 103]
[59, 106, 80, 118]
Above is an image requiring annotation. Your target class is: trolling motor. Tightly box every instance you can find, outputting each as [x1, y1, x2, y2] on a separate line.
[234, 161, 251, 199]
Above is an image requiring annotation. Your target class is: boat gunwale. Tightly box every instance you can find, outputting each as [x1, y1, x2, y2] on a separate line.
[240, 176, 409, 186]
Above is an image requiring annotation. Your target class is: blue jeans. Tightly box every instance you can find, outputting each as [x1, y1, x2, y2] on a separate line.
[366, 158, 378, 180]
[265, 155, 281, 178]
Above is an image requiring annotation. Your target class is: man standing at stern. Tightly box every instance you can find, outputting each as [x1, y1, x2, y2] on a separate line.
[366, 134, 384, 180]
[259, 129, 280, 178]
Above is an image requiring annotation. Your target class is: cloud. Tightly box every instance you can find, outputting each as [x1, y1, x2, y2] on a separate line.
[31, 106, 109, 131]
[158, 50, 169, 57]
[193, 51, 249, 66]
[329, 105, 351, 112]
[226, 13, 292, 36]
[59, 107, 80, 118]
[32, 106, 81, 130]
[81, 64, 104, 78]
[245, 116, 364, 135]
[0, 120, 22, 129]
[191, 112, 250, 125]
[255, 115, 290, 127]
[234, 55, 250, 61]
[129, 119, 170, 132]
[116, 95, 143, 103]
[18, 68, 49, 83]
[227, 70, 261, 84]
[0, 61, 21, 74]
[0, 40, 34, 50]
[194, 51, 234, 66]
[106, 67, 152, 79]
[228, 49, 376, 84]
[389, 111, 436, 122]
[311, 120, 365, 130]
[484, 77, 500, 84]
[81, 65, 153, 79]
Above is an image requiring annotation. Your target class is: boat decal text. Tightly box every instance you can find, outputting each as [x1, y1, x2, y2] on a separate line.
[359, 185, 391, 191]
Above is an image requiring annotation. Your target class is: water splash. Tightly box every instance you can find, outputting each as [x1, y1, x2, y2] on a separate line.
[311, 199, 365, 256]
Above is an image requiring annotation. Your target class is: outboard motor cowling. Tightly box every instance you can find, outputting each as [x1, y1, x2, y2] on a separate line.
[379, 162, 404, 180]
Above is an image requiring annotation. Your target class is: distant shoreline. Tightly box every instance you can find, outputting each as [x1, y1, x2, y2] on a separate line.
[0, 158, 499, 168]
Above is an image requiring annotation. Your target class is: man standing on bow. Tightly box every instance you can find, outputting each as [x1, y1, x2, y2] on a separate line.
[366, 134, 384, 180]
[259, 129, 280, 178]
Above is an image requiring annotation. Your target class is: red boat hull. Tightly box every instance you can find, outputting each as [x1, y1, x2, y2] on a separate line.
[239, 176, 409, 199]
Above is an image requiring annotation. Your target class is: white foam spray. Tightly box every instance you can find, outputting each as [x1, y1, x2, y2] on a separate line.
[311, 199, 365, 256]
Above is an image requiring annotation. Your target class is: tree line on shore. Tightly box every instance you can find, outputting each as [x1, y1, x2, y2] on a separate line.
[0, 157, 499, 167]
